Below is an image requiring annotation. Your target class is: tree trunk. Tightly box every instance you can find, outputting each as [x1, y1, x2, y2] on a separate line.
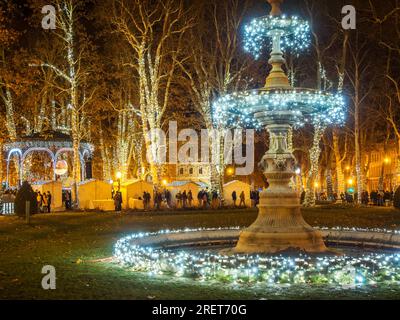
[71, 109, 81, 207]
[4, 89, 17, 141]
[303, 124, 325, 207]
[99, 128, 111, 180]
[333, 130, 345, 195]
[354, 91, 363, 204]
[35, 93, 47, 133]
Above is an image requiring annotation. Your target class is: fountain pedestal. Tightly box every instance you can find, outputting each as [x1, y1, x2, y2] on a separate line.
[235, 123, 328, 254]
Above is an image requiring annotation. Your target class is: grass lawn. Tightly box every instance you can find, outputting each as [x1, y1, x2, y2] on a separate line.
[1, 206, 400, 300]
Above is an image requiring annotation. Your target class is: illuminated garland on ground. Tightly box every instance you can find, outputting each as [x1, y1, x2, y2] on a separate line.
[319, 226, 400, 235]
[244, 15, 310, 59]
[212, 89, 346, 129]
[114, 227, 400, 286]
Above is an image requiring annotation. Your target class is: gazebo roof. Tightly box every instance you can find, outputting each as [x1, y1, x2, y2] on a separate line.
[21, 130, 73, 142]
[3, 130, 94, 154]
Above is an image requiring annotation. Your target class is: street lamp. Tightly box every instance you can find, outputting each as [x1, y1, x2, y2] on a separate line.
[347, 178, 353, 186]
[116, 171, 122, 191]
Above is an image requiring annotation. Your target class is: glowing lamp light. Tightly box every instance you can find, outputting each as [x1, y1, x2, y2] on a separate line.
[295, 168, 301, 175]
[162, 179, 168, 186]
[314, 182, 319, 188]
[345, 166, 350, 171]
[227, 167, 234, 175]
[54, 160, 68, 176]
[384, 157, 390, 164]
[347, 178, 354, 186]
[116, 172, 122, 180]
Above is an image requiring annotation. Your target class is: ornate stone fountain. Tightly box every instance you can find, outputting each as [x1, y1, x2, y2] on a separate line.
[214, 0, 345, 253]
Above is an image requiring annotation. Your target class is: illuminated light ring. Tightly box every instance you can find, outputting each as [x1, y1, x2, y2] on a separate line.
[244, 15, 311, 59]
[114, 227, 400, 286]
[212, 89, 346, 129]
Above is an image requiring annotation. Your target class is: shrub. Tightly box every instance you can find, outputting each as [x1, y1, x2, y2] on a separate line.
[394, 187, 400, 209]
[14, 181, 38, 217]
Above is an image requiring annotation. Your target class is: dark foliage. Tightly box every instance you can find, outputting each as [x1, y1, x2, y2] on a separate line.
[394, 187, 400, 209]
[14, 181, 38, 217]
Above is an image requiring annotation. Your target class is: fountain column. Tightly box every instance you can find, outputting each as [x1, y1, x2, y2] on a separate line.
[235, 120, 327, 253]
[235, 0, 328, 253]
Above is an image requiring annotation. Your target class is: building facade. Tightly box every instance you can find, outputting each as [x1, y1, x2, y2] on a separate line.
[365, 142, 399, 192]
[161, 162, 211, 185]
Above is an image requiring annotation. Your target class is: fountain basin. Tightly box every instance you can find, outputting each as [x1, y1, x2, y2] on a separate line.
[114, 227, 400, 286]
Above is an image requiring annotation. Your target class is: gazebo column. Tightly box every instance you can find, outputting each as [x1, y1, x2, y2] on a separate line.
[19, 160, 23, 186]
[80, 159, 85, 181]
[6, 159, 9, 189]
[53, 158, 57, 181]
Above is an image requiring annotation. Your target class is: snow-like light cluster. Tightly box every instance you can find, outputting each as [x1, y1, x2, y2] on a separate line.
[318, 226, 400, 235]
[114, 227, 400, 286]
[212, 89, 346, 129]
[244, 15, 310, 59]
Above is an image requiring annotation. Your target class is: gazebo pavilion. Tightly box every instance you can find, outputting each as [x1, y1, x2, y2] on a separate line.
[3, 130, 94, 188]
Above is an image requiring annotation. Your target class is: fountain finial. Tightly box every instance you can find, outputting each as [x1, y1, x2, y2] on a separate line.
[268, 0, 283, 16]
[265, 0, 290, 89]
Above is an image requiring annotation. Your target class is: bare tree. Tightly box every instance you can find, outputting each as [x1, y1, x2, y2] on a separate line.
[177, 0, 251, 193]
[112, 0, 191, 186]
[31, 0, 96, 205]
[346, 36, 372, 204]
[302, 1, 343, 206]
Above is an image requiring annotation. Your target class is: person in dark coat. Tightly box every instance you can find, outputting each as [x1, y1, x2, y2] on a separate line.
[46, 191, 52, 213]
[187, 190, 193, 207]
[182, 190, 187, 208]
[114, 191, 122, 211]
[197, 190, 203, 207]
[232, 190, 237, 207]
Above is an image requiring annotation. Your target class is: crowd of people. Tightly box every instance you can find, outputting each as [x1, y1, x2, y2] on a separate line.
[362, 190, 394, 206]
[304, 189, 395, 206]
[119, 188, 263, 212]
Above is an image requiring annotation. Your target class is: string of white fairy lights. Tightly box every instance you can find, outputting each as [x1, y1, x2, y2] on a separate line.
[244, 15, 311, 59]
[212, 12, 346, 130]
[114, 227, 400, 286]
[212, 89, 346, 129]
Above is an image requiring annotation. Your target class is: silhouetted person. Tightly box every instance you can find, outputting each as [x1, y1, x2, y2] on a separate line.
[232, 190, 237, 207]
[47, 191, 52, 213]
[239, 191, 245, 207]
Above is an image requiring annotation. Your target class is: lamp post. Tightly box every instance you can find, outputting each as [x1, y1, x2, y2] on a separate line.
[347, 177, 354, 190]
[226, 167, 235, 182]
[116, 171, 122, 191]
